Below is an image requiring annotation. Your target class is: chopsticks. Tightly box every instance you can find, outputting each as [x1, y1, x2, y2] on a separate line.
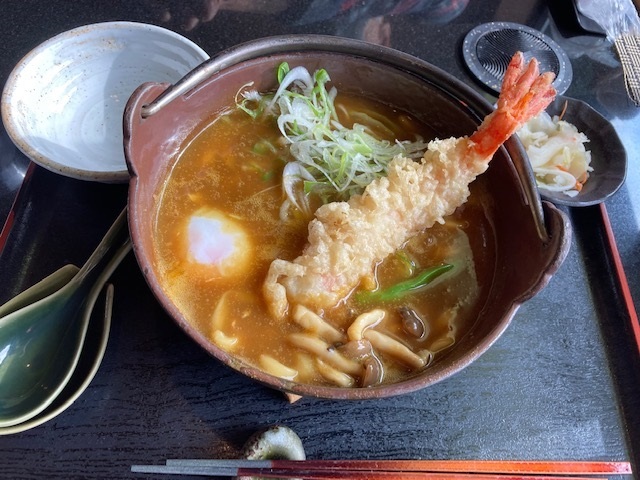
[130, 459, 632, 479]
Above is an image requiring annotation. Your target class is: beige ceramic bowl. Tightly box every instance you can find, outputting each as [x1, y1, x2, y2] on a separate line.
[124, 35, 571, 399]
[2, 21, 209, 183]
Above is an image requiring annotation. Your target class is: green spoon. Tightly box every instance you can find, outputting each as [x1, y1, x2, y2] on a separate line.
[0, 208, 131, 427]
[0, 282, 114, 435]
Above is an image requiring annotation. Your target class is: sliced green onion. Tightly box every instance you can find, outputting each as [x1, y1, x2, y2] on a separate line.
[277, 62, 290, 83]
[252, 139, 278, 155]
[236, 62, 428, 206]
[261, 170, 275, 181]
[395, 251, 416, 276]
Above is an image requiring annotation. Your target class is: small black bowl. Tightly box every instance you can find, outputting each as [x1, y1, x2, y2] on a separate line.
[536, 95, 627, 207]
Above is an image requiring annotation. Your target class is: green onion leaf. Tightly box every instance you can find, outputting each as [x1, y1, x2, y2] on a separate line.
[356, 264, 454, 303]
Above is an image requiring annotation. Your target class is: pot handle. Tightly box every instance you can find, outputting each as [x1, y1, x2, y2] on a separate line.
[517, 200, 572, 303]
[141, 60, 222, 118]
[140, 37, 296, 118]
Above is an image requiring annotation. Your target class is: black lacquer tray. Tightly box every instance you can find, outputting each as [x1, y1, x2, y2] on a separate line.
[1, 0, 639, 478]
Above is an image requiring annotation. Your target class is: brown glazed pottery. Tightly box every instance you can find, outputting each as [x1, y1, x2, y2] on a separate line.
[124, 35, 571, 399]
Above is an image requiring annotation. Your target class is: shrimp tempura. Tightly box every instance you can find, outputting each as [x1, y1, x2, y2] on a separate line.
[264, 52, 556, 319]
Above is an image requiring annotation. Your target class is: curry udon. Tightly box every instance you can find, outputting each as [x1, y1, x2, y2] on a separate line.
[152, 89, 495, 389]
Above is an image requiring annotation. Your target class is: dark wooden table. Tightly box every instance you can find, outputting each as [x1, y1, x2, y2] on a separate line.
[1, 1, 639, 478]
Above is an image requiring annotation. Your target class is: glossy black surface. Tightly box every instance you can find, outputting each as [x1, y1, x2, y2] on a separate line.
[0, 1, 639, 478]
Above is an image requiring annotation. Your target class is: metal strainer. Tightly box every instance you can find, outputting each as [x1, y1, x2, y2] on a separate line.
[462, 22, 572, 95]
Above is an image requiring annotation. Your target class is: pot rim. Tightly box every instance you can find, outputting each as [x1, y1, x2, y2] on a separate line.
[125, 35, 571, 399]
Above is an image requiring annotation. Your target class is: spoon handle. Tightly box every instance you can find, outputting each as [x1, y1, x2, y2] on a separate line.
[72, 208, 130, 287]
[0, 265, 79, 319]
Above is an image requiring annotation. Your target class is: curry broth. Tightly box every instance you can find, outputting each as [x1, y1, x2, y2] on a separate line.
[153, 94, 496, 387]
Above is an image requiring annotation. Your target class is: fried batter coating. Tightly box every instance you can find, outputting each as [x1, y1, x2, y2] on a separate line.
[264, 52, 556, 319]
